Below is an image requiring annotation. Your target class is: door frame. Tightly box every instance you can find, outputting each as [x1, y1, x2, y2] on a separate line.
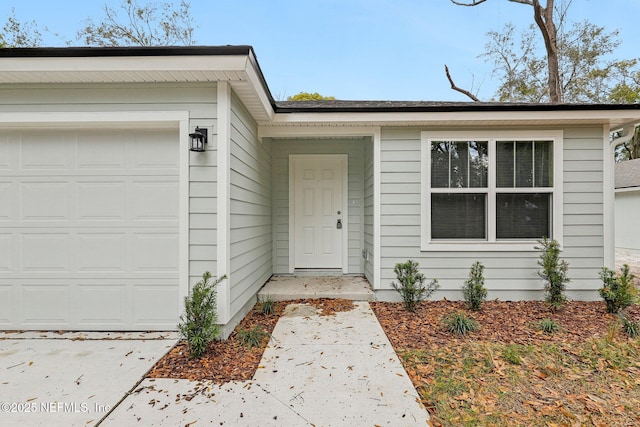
[289, 154, 348, 274]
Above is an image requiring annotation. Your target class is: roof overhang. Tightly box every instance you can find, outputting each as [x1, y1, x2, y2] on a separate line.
[0, 46, 276, 123]
[2, 46, 640, 134]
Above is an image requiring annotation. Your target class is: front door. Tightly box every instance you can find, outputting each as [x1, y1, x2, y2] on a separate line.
[291, 155, 346, 270]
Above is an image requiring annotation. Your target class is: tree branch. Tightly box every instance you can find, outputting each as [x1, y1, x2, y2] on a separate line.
[450, 0, 488, 5]
[445, 65, 481, 101]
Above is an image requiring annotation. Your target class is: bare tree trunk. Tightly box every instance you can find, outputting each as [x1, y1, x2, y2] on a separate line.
[450, 0, 563, 103]
[531, 0, 562, 102]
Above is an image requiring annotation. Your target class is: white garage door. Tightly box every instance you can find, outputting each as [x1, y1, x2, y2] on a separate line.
[0, 127, 180, 330]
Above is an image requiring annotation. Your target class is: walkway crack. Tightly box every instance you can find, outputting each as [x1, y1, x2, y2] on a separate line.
[254, 381, 315, 426]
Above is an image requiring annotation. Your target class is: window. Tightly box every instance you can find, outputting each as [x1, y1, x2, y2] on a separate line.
[421, 131, 562, 251]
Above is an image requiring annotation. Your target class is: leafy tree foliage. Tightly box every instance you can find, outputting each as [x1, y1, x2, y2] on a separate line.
[287, 92, 336, 101]
[0, 9, 43, 47]
[76, 0, 196, 46]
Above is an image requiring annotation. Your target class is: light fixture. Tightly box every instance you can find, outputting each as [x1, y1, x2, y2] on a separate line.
[189, 127, 208, 152]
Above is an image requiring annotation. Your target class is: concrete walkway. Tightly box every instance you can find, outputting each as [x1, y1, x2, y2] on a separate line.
[0, 332, 178, 427]
[103, 301, 429, 426]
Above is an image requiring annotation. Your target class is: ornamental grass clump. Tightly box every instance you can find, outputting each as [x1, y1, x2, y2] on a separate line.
[442, 312, 479, 335]
[462, 261, 487, 311]
[178, 271, 226, 359]
[536, 237, 570, 311]
[599, 264, 637, 314]
[391, 260, 439, 312]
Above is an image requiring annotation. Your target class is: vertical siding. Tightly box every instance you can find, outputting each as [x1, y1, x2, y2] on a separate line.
[0, 82, 219, 291]
[229, 93, 272, 315]
[615, 190, 640, 250]
[271, 138, 366, 274]
[378, 127, 605, 300]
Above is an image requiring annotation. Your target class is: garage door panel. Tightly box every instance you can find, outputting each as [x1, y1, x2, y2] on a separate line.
[132, 181, 180, 221]
[20, 131, 72, 170]
[21, 233, 70, 272]
[21, 285, 69, 325]
[0, 233, 13, 272]
[132, 233, 179, 272]
[0, 133, 10, 169]
[0, 182, 14, 220]
[0, 285, 12, 325]
[77, 234, 126, 272]
[133, 132, 180, 169]
[74, 284, 127, 326]
[20, 182, 70, 221]
[77, 181, 126, 221]
[134, 285, 179, 325]
[77, 134, 127, 169]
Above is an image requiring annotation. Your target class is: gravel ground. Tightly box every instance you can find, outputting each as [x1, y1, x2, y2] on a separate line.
[615, 248, 640, 281]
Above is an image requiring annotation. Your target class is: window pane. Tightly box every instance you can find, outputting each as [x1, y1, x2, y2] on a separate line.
[450, 141, 469, 188]
[515, 142, 533, 187]
[469, 141, 488, 187]
[431, 142, 449, 188]
[431, 193, 486, 239]
[534, 141, 553, 187]
[496, 193, 551, 239]
[496, 141, 514, 187]
[431, 141, 488, 188]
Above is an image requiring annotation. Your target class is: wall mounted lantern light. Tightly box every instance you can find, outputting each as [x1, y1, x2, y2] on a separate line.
[189, 127, 208, 152]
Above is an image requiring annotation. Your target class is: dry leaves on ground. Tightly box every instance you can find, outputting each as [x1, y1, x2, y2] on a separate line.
[148, 298, 354, 383]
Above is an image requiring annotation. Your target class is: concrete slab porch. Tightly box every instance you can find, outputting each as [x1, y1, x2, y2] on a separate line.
[257, 275, 375, 301]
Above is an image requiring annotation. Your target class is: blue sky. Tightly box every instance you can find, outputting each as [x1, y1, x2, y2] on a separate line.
[2, 0, 639, 101]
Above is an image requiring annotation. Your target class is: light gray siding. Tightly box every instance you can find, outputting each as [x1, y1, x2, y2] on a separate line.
[0, 82, 219, 292]
[270, 138, 367, 274]
[378, 127, 605, 300]
[229, 93, 272, 315]
[364, 139, 375, 283]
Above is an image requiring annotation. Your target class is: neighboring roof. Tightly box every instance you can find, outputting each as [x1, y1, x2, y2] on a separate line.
[616, 158, 640, 189]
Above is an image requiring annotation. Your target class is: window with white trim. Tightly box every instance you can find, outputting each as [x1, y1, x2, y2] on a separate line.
[421, 131, 563, 251]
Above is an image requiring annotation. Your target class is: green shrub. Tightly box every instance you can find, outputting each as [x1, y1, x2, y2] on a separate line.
[237, 325, 270, 349]
[462, 261, 487, 311]
[620, 314, 640, 338]
[391, 260, 439, 312]
[442, 312, 478, 335]
[536, 237, 570, 311]
[537, 318, 560, 334]
[259, 294, 276, 315]
[178, 272, 226, 359]
[599, 264, 637, 314]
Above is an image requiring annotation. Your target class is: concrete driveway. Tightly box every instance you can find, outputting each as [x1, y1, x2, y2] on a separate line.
[0, 331, 178, 427]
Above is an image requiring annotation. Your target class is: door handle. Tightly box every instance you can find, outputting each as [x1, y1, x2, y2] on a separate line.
[336, 219, 342, 229]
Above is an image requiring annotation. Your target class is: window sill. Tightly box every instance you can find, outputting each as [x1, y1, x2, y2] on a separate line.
[420, 241, 541, 252]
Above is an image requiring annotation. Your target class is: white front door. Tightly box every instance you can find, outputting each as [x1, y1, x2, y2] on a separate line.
[292, 155, 346, 270]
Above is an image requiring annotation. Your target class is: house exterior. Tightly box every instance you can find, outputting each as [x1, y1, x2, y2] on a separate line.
[1, 46, 639, 336]
[615, 158, 640, 250]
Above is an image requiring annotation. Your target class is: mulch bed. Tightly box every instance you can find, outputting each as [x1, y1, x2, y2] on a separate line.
[370, 299, 640, 350]
[147, 298, 355, 382]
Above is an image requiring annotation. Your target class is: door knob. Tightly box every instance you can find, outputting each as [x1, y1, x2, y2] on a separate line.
[336, 219, 342, 229]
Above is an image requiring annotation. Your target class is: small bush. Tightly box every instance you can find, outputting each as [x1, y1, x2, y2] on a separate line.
[178, 272, 226, 359]
[442, 312, 478, 335]
[599, 264, 637, 314]
[536, 237, 570, 311]
[462, 261, 487, 311]
[620, 315, 640, 338]
[537, 318, 560, 334]
[391, 260, 439, 312]
[259, 294, 276, 315]
[237, 325, 270, 349]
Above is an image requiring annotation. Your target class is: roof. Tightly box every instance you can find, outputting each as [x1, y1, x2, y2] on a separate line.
[616, 158, 640, 189]
[2, 45, 640, 129]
